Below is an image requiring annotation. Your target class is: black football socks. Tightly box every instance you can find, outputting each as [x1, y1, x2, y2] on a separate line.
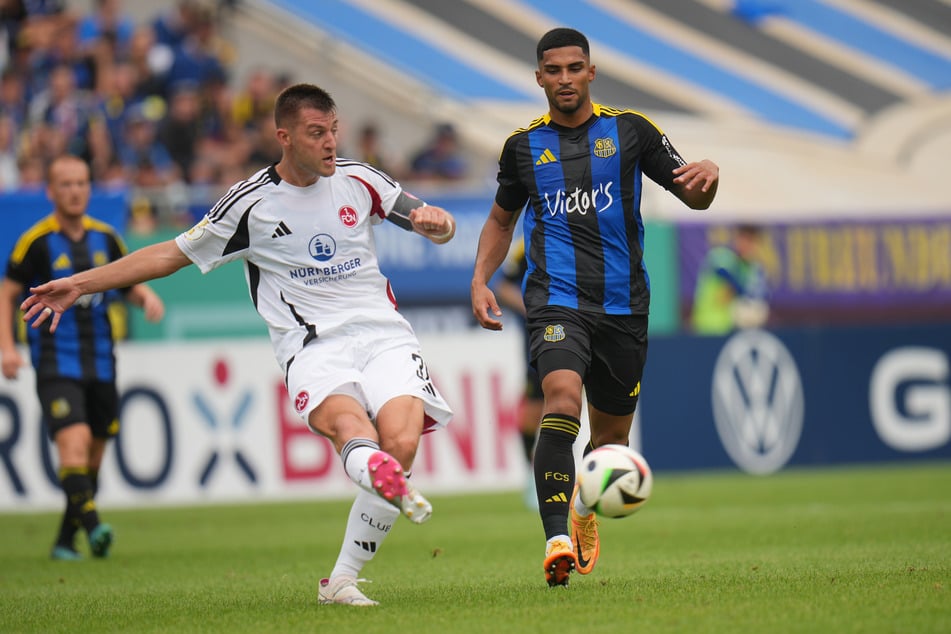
[533, 413, 580, 539]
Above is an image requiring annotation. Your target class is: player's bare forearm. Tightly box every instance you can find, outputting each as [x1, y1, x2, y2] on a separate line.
[63, 241, 188, 297]
[471, 204, 518, 330]
[472, 204, 517, 287]
[21, 240, 189, 331]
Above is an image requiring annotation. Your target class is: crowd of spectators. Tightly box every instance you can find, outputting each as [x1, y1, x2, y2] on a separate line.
[0, 0, 472, 233]
[0, 0, 273, 230]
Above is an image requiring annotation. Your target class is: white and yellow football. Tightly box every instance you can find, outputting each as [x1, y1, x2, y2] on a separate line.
[577, 444, 653, 518]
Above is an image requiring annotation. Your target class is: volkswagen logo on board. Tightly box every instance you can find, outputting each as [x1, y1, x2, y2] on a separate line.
[711, 329, 804, 474]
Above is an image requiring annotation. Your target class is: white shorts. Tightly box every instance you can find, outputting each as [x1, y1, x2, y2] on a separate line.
[285, 320, 452, 433]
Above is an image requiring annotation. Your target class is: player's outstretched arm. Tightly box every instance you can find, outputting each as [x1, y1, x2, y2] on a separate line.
[21, 240, 191, 332]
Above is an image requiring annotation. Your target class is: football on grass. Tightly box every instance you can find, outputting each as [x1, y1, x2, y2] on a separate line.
[577, 444, 653, 518]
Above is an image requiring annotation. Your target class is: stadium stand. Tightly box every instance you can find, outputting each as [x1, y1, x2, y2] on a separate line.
[3, 0, 950, 218]
[238, 0, 948, 217]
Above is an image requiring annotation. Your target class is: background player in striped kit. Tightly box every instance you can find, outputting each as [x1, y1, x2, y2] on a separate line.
[1, 155, 165, 560]
[494, 242, 544, 510]
[20, 84, 456, 606]
[471, 28, 719, 587]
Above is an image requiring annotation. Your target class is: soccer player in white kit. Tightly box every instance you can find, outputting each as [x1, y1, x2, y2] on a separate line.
[21, 84, 457, 607]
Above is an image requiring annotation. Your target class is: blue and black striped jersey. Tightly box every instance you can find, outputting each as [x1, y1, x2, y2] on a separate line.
[5, 215, 127, 380]
[495, 104, 686, 315]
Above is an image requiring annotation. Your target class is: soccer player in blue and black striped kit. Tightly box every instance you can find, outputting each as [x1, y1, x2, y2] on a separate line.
[0, 155, 165, 560]
[471, 27, 719, 587]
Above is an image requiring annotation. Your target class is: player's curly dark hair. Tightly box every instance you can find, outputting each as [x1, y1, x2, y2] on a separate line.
[274, 83, 336, 128]
[536, 27, 589, 61]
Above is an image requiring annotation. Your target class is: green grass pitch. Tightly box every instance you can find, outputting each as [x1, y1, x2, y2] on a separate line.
[1, 463, 948, 633]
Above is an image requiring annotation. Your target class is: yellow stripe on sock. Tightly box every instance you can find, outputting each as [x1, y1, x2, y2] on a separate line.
[540, 417, 581, 437]
[58, 466, 89, 479]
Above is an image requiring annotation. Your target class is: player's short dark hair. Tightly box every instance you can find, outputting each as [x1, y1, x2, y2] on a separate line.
[536, 27, 590, 61]
[274, 83, 336, 128]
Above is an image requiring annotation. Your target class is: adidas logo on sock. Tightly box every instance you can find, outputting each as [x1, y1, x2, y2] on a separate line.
[271, 221, 292, 238]
[354, 540, 377, 553]
[544, 492, 568, 504]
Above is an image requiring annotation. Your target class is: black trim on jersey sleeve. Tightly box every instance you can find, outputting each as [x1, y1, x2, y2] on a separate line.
[336, 158, 397, 188]
[495, 132, 530, 212]
[209, 169, 273, 223]
[222, 201, 259, 256]
[247, 261, 261, 309]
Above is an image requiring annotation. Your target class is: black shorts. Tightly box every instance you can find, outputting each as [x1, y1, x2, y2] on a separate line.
[527, 306, 648, 416]
[36, 378, 120, 441]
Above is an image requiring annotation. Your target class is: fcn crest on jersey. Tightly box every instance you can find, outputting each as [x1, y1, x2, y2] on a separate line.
[338, 206, 358, 227]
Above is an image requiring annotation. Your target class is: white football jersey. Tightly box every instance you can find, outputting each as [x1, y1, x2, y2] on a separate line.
[176, 161, 420, 368]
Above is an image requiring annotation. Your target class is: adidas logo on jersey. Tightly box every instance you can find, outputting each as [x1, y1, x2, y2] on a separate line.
[272, 221, 292, 238]
[535, 148, 557, 165]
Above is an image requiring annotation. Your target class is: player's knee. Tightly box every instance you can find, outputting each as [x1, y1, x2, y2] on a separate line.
[543, 391, 582, 418]
[379, 433, 420, 469]
[308, 408, 371, 442]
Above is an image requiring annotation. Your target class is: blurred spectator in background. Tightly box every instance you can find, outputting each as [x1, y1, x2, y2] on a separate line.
[0, 67, 27, 127]
[164, 4, 230, 95]
[0, 111, 18, 189]
[3, 1, 67, 108]
[0, 0, 27, 67]
[158, 79, 202, 178]
[92, 59, 140, 153]
[118, 102, 186, 226]
[15, 153, 44, 189]
[408, 122, 466, 182]
[354, 121, 392, 174]
[691, 223, 769, 335]
[194, 67, 252, 183]
[30, 63, 93, 159]
[2, 0, 67, 69]
[77, 0, 134, 59]
[31, 12, 94, 91]
[117, 102, 173, 179]
[125, 24, 172, 99]
[244, 110, 280, 170]
[80, 115, 119, 184]
[232, 66, 276, 131]
[151, 0, 199, 50]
